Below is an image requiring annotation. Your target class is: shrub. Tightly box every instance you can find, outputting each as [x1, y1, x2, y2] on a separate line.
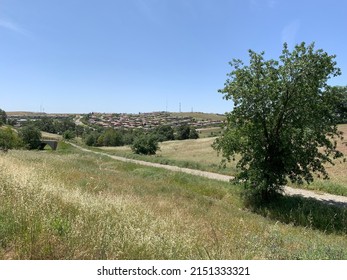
[175, 125, 199, 140]
[84, 132, 100, 146]
[63, 129, 76, 140]
[0, 127, 22, 150]
[152, 125, 175, 142]
[0, 109, 7, 125]
[189, 127, 199, 139]
[19, 125, 42, 150]
[131, 134, 159, 155]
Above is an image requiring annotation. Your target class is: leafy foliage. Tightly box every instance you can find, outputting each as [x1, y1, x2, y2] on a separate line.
[83, 124, 199, 148]
[131, 134, 159, 155]
[0, 127, 22, 150]
[63, 129, 76, 140]
[152, 125, 175, 142]
[189, 127, 199, 139]
[214, 42, 344, 201]
[19, 125, 42, 150]
[36, 116, 77, 134]
[176, 124, 199, 140]
[327, 86, 347, 124]
[0, 109, 7, 125]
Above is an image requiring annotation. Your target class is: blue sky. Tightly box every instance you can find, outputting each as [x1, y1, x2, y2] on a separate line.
[1, 0, 346, 114]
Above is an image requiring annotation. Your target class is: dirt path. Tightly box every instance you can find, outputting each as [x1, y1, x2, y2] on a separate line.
[69, 142, 347, 207]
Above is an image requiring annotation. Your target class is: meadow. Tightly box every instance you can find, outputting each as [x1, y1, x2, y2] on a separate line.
[96, 124, 347, 196]
[1, 141, 347, 259]
[97, 137, 238, 175]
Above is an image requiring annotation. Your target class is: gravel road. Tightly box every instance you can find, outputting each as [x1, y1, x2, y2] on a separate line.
[69, 142, 347, 207]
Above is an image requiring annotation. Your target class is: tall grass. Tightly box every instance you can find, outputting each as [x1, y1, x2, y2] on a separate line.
[96, 137, 239, 175]
[1, 147, 347, 259]
[96, 124, 347, 197]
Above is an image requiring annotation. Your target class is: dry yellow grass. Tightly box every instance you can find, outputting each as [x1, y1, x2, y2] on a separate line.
[158, 138, 220, 164]
[1, 147, 347, 259]
[170, 112, 226, 121]
[41, 131, 63, 140]
[98, 124, 347, 196]
[98, 137, 239, 174]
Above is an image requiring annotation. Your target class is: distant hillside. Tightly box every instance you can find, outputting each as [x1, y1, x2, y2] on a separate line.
[169, 112, 226, 121]
[6, 111, 48, 117]
[7, 112, 74, 118]
[7, 111, 225, 119]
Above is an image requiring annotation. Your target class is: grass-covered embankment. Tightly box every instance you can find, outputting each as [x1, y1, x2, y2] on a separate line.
[1, 143, 347, 259]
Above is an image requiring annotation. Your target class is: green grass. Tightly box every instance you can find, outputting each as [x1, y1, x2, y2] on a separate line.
[197, 127, 223, 138]
[1, 144, 347, 259]
[95, 124, 347, 197]
[96, 137, 239, 176]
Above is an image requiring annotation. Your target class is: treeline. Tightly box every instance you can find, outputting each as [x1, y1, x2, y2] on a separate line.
[31, 116, 83, 139]
[82, 124, 199, 155]
[83, 124, 198, 147]
[1, 109, 200, 155]
[0, 113, 80, 151]
[0, 124, 42, 151]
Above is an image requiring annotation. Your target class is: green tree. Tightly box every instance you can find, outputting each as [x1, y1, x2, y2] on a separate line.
[100, 129, 123, 146]
[326, 86, 347, 123]
[84, 131, 100, 146]
[176, 124, 199, 140]
[0, 109, 7, 125]
[75, 125, 85, 137]
[63, 129, 76, 140]
[189, 127, 199, 139]
[175, 124, 191, 140]
[131, 134, 159, 155]
[37, 116, 57, 133]
[0, 127, 22, 150]
[19, 125, 42, 150]
[214, 42, 343, 201]
[152, 125, 175, 142]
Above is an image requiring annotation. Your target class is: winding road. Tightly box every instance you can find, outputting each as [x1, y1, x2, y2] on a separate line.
[69, 142, 347, 208]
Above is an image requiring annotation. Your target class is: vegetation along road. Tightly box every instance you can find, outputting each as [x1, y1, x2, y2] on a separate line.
[68, 142, 347, 208]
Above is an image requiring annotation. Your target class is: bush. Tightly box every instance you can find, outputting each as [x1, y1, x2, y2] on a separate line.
[189, 127, 199, 139]
[0, 109, 7, 125]
[19, 125, 42, 150]
[176, 124, 190, 140]
[99, 129, 123, 146]
[0, 127, 22, 150]
[176, 124, 199, 140]
[63, 129, 76, 140]
[84, 132, 100, 146]
[152, 125, 175, 142]
[131, 134, 159, 155]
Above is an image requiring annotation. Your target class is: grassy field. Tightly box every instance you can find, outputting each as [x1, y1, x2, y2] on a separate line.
[97, 137, 239, 175]
[98, 125, 347, 197]
[197, 127, 223, 138]
[41, 131, 63, 140]
[170, 112, 226, 121]
[1, 142, 347, 259]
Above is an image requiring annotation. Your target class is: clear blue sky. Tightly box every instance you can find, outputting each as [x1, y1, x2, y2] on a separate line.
[1, 0, 346, 114]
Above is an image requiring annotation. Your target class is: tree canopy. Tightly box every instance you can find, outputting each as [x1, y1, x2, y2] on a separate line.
[214, 42, 344, 201]
[19, 125, 42, 150]
[0, 127, 22, 150]
[0, 109, 7, 125]
[131, 134, 159, 155]
[327, 85, 347, 124]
